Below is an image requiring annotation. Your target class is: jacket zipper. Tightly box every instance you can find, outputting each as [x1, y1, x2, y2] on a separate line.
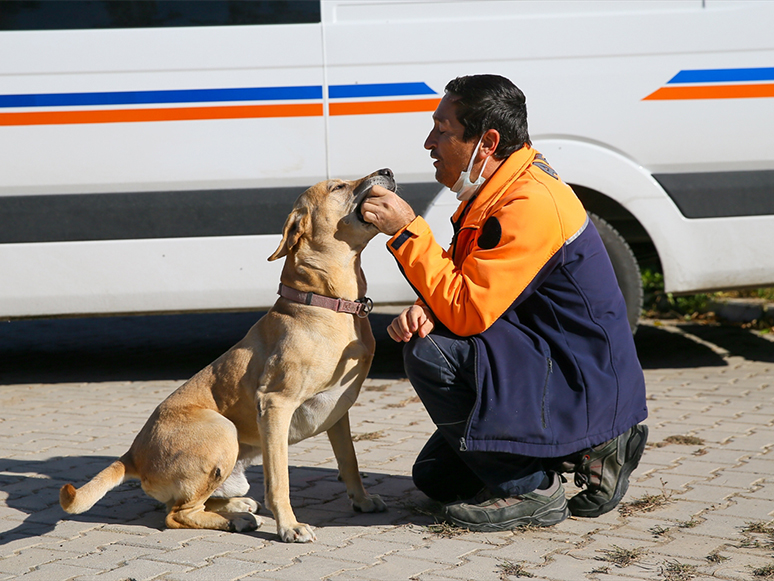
[541, 357, 553, 429]
[459, 341, 480, 452]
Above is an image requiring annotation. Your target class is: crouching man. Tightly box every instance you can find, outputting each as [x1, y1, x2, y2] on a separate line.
[361, 74, 648, 530]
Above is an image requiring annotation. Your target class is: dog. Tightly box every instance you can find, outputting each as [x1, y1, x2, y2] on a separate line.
[60, 169, 395, 542]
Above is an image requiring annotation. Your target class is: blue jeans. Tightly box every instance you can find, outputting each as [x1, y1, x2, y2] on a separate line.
[404, 329, 548, 502]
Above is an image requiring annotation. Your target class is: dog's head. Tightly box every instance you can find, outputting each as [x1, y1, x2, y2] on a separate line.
[268, 169, 396, 262]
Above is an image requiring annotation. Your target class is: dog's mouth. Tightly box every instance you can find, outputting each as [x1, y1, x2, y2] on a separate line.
[353, 169, 396, 223]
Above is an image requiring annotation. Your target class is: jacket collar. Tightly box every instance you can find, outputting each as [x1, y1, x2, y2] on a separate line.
[451, 145, 537, 227]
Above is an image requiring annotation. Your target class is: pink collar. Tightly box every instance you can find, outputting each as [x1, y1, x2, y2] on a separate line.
[278, 284, 373, 318]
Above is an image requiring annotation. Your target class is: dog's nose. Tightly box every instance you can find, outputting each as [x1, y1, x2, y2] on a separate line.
[377, 168, 393, 178]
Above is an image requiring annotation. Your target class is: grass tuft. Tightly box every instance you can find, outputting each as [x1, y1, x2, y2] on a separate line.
[619, 486, 673, 517]
[352, 430, 384, 442]
[497, 560, 535, 579]
[597, 545, 647, 567]
[661, 560, 698, 581]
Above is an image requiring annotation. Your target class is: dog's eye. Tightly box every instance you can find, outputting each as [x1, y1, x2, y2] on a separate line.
[332, 183, 346, 192]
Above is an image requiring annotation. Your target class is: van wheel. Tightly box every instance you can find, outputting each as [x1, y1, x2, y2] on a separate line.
[588, 213, 642, 333]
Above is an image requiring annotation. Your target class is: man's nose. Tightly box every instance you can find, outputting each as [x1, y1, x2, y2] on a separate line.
[423, 132, 434, 150]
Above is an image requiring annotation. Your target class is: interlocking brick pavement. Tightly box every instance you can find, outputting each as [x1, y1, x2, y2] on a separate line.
[1, 319, 774, 580]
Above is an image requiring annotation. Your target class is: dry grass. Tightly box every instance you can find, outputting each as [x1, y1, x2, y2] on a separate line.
[742, 521, 774, 535]
[386, 395, 421, 408]
[651, 434, 705, 448]
[619, 481, 674, 517]
[363, 384, 389, 392]
[351, 430, 384, 442]
[498, 560, 535, 579]
[661, 560, 698, 581]
[752, 564, 774, 578]
[597, 545, 647, 567]
[425, 522, 469, 538]
[706, 551, 729, 564]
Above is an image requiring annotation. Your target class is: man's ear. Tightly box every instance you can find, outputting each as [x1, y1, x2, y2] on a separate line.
[480, 128, 501, 158]
[268, 206, 310, 261]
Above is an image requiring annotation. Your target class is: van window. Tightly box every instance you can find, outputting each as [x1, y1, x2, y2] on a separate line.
[0, 1, 321, 31]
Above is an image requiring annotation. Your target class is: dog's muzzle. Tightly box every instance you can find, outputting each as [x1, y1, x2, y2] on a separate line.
[354, 168, 396, 222]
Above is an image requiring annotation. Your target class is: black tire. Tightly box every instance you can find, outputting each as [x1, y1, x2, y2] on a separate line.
[588, 213, 643, 333]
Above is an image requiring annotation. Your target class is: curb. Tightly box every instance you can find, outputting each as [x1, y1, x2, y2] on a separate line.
[707, 298, 774, 325]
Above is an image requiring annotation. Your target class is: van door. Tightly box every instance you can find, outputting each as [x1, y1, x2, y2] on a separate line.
[0, 1, 327, 316]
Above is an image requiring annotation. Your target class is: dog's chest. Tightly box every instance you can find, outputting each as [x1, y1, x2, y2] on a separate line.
[287, 372, 363, 444]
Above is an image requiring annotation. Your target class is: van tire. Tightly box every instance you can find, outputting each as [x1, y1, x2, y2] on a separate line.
[588, 213, 642, 333]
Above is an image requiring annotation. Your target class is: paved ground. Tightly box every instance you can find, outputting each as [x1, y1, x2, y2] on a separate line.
[1, 315, 774, 580]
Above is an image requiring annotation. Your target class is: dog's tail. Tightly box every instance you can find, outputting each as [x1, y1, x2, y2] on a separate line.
[59, 455, 132, 514]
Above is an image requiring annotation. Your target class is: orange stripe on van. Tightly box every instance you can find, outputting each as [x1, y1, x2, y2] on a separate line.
[329, 98, 440, 116]
[0, 103, 323, 126]
[643, 84, 774, 100]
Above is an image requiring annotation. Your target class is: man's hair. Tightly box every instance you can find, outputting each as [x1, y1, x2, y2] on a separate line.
[445, 74, 531, 159]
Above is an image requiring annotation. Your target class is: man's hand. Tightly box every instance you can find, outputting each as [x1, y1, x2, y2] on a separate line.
[360, 184, 416, 236]
[387, 304, 435, 343]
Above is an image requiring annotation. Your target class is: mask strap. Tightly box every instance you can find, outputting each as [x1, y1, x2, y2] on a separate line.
[468, 135, 488, 181]
[467, 136, 484, 172]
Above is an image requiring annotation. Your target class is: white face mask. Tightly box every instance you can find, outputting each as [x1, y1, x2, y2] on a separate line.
[451, 135, 489, 201]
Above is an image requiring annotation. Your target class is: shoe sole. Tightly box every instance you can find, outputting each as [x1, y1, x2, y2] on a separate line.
[444, 500, 570, 532]
[569, 424, 649, 518]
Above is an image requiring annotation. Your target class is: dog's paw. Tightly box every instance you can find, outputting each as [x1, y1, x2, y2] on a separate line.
[278, 522, 316, 543]
[230, 497, 261, 513]
[228, 512, 261, 533]
[352, 493, 387, 513]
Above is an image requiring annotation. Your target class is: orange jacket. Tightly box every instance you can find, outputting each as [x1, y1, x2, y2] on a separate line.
[388, 146, 647, 456]
[388, 145, 588, 336]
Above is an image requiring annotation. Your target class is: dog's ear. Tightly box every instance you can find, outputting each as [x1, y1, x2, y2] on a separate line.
[268, 206, 310, 261]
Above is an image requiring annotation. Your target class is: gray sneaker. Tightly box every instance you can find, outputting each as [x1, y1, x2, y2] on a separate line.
[443, 472, 569, 531]
[568, 424, 648, 518]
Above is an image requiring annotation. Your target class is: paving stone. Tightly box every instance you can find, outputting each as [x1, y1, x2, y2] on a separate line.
[162, 556, 268, 581]
[2, 323, 774, 580]
[243, 554, 365, 580]
[0, 547, 77, 575]
[71, 558, 191, 581]
[431, 553, 520, 581]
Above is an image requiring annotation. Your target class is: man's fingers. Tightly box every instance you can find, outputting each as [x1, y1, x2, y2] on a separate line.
[387, 307, 419, 343]
[406, 306, 425, 333]
[368, 184, 391, 197]
[417, 317, 435, 338]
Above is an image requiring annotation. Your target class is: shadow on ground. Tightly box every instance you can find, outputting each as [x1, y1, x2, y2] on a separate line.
[0, 313, 405, 385]
[2, 313, 771, 384]
[0, 455, 419, 546]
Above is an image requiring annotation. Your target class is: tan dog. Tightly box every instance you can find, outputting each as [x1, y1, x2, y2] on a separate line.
[60, 169, 394, 542]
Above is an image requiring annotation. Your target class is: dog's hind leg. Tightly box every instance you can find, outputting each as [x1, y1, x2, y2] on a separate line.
[154, 410, 258, 532]
[166, 502, 259, 532]
[165, 462, 260, 532]
[327, 411, 386, 513]
[207, 455, 262, 517]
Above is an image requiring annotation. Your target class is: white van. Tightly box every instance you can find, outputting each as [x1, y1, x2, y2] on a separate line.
[1, 0, 773, 331]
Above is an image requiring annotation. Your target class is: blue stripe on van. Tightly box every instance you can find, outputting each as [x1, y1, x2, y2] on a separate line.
[667, 67, 774, 84]
[0, 86, 323, 108]
[328, 82, 437, 99]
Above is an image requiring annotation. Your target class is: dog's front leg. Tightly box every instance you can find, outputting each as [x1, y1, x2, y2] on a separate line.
[327, 411, 386, 513]
[258, 394, 316, 543]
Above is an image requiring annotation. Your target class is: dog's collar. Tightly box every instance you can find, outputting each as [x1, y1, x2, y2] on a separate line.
[278, 284, 373, 318]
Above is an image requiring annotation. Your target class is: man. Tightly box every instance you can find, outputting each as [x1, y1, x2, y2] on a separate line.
[360, 74, 648, 531]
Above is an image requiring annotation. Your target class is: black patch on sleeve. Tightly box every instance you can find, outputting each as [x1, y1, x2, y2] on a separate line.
[477, 216, 502, 250]
[390, 230, 413, 250]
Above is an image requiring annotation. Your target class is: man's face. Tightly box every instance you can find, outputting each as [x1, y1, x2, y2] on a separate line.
[424, 94, 477, 189]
